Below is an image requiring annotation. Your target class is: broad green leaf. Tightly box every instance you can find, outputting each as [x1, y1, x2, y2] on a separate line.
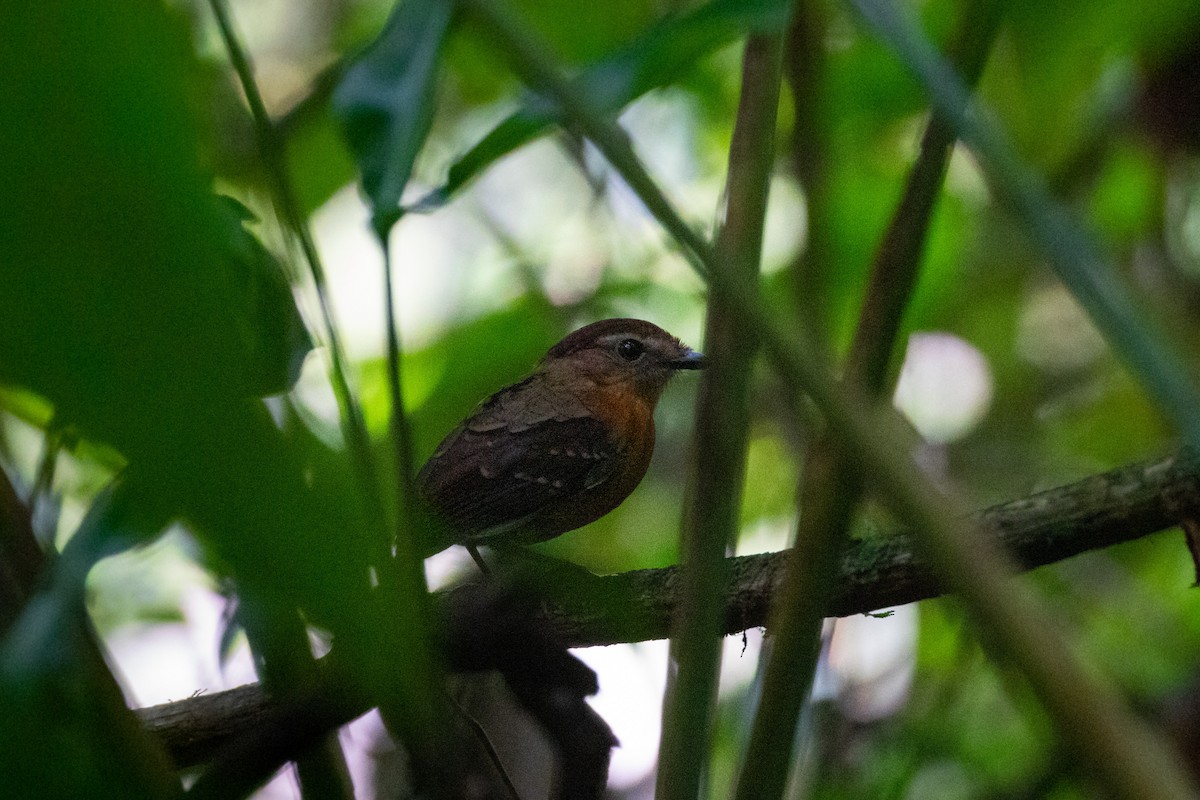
[333, 0, 457, 231]
[0, 4, 312, 457]
[415, 0, 792, 210]
[218, 196, 313, 397]
[0, 0, 363, 678]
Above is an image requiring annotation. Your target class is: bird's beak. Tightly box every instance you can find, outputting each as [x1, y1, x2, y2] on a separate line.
[670, 349, 706, 370]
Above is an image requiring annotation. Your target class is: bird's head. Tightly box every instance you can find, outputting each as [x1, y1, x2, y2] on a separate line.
[539, 318, 704, 403]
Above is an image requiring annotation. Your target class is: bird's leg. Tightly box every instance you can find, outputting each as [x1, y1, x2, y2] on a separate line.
[465, 543, 492, 576]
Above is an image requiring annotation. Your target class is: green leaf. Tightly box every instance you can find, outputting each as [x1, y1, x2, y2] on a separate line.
[333, 0, 457, 232]
[0, 0, 360, 641]
[0, 4, 312, 457]
[416, 0, 792, 210]
[217, 196, 313, 397]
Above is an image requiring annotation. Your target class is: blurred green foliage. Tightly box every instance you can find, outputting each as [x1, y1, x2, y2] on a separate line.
[3, 0, 1200, 796]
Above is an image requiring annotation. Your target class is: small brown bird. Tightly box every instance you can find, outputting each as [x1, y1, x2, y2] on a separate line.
[418, 318, 704, 563]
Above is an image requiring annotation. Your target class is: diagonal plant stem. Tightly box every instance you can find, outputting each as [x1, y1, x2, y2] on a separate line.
[208, 0, 383, 523]
[459, 0, 1196, 796]
[733, 3, 1002, 797]
[459, 0, 716, 278]
[657, 29, 786, 800]
[749, 302, 1195, 800]
[847, 0, 1200, 451]
[844, 0, 1001, 396]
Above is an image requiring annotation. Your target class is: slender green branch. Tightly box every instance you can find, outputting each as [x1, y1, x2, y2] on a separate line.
[318, 0, 461, 789]
[844, 0, 1001, 395]
[459, 1, 1196, 796]
[753, 324, 1195, 800]
[378, 244, 429, 583]
[658, 29, 786, 800]
[382, 247, 417, 521]
[733, 436, 857, 800]
[216, 0, 464, 786]
[379, 245, 426, 574]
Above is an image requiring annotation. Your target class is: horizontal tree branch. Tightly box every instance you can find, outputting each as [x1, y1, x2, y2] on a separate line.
[140, 449, 1200, 768]
[141, 683, 273, 771]
[541, 448, 1200, 645]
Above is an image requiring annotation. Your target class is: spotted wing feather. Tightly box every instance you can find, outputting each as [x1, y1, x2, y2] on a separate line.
[419, 415, 617, 542]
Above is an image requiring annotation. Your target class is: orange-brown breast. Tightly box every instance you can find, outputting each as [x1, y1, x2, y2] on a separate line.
[526, 381, 656, 540]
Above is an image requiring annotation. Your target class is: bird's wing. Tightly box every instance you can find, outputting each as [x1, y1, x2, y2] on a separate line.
[418, 383, 619, 542]
[466, 372, 593, 432]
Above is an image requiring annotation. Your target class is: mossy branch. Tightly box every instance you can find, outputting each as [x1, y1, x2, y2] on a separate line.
[142, 450, 1200, 769]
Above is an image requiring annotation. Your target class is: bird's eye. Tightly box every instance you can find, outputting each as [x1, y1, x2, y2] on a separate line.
[616, 338, 645, 362]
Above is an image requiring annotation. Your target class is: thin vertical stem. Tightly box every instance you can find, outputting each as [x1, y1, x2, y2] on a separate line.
[372, 243, 454, 796]
[658, 29, 787, 800]
[785, 0, 835, 351]
[214, 2, 459, 791]
[380, 243, 423, 563]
